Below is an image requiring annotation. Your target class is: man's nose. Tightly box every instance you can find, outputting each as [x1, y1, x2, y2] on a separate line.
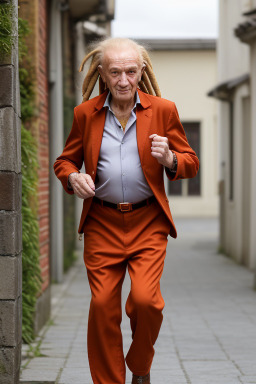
[119, 72, 129, 86]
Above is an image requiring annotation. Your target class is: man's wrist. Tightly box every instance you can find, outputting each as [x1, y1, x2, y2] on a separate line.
[169, 151, 177, 172]
[67, 172, 78, 190]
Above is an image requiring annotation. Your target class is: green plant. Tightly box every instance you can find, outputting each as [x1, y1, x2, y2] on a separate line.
[0, 2, 16, 55]
[19, 17, 42, 344]
[0, 4, 42, 344]
[21, 125, 42, 343]
[18, 17, 34, 118]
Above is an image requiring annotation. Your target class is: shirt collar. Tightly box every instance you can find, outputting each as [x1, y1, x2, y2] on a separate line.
[103, 91, 141, 112]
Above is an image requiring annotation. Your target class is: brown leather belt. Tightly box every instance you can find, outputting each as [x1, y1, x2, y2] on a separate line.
[93, 196, 156, 212]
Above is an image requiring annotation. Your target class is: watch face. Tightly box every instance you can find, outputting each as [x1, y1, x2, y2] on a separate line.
[171, 152, 177, 170]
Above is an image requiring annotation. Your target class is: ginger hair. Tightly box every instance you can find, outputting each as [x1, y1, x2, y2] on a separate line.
[79, 37, 161, 102]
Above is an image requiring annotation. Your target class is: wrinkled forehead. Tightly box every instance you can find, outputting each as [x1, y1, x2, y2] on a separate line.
[102, 47, 142, 69]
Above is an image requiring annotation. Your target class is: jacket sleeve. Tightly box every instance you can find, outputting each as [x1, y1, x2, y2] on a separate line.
[165, 102, 199, 181]
[53, 107, 84, 195]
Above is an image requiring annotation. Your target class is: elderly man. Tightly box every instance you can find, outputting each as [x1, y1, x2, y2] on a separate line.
[54, 38, 199, 384]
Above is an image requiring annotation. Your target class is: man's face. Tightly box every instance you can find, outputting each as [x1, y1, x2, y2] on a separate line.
[98, 47, 144, 104]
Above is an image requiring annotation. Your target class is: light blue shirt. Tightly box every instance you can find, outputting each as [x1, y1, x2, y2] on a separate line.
[94, 92, 154, 204]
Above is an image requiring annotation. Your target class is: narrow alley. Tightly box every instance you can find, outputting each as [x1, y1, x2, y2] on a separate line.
[19, 218, 256, 384]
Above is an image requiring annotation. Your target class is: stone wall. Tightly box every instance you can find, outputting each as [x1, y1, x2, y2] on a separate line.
[0, 1, 22, 382]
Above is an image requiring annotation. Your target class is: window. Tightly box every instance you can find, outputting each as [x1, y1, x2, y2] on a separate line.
[168, 122, 201, 197]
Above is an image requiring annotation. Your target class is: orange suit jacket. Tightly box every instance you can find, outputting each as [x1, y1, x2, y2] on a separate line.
[54, 89, 199, 238]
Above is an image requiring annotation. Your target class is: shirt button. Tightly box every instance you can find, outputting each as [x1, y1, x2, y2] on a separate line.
[122, 173, 125, 176]
[121, 141, 124, 144]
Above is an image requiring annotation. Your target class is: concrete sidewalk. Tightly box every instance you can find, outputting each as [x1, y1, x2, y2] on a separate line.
[20, 218, 256, 384]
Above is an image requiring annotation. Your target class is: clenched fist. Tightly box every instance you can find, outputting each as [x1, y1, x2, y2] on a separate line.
[68, 172, 95, 200]
[149, 134, 174, 169]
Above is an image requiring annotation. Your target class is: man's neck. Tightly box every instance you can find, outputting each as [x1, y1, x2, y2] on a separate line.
[110, 95, 136, 115]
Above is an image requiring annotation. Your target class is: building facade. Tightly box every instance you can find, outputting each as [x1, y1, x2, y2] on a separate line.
[137, 39, 218, 218]
[19, 0, 52, 333]
[18, 0, 114, 336]
[208, 0, 256, 277]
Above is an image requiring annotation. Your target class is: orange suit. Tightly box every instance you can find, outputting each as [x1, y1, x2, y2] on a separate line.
[54, 89, 199, 384]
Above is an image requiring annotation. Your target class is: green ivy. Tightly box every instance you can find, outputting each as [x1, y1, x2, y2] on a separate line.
[0, 2, 16, 55]
[0, 3, 42, 344]
[18, 17, 42, 343]
[21, 125, 42, 344]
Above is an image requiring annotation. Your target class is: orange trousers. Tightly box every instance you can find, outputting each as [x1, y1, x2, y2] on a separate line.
[83, 199, 171, 384]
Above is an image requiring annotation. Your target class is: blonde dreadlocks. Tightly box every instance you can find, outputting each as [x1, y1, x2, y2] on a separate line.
[79, 38, 161, 102]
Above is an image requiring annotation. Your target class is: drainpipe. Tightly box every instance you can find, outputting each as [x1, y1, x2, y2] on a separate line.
[49, 0, 64, 282]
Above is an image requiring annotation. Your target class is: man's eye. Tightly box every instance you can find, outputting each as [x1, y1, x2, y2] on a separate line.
[111, 71, 118, 75]
[129, 70, 135, 74]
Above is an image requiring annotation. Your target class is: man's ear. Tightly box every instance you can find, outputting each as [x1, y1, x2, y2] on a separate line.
[98, 65, 105, 83]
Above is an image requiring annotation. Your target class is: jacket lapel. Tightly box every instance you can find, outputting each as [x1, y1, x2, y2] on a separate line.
[89, 91, 108, 176]
[136, 90, 152, 165]
[90, 109, 106, 176]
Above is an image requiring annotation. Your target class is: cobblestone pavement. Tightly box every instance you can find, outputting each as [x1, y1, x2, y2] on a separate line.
[20, 218, 256, 384]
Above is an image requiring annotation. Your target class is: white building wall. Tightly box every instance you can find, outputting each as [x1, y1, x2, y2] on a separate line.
[217, 0, 250, 265]
[216, 0, 256, 270]
[249, 41, 256, 269]
[218, 0, 249, 82]
[225, 84, 250, 263]
[149, 49, 218, 217]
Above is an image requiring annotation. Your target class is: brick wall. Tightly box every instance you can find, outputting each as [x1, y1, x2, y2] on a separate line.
[38, 0, 50, 292]
[19, 0, 50, 293]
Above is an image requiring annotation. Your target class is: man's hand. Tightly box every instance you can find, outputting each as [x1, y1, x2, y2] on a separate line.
[68, 172, 95, 199]
[149, 134, 174, 168]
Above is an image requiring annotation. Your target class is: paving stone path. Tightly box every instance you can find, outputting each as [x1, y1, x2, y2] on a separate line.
[20, 218, 256, 384]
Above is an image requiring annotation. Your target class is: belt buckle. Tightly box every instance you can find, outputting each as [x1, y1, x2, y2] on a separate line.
[117, 202, 132, 212]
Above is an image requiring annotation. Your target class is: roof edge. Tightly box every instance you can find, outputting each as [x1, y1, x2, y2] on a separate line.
[235, 16, 256, 43]
[133, 38, 216, 51]
[207, 73, 250, 101]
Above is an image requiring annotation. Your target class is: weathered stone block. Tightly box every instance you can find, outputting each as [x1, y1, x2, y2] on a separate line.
[0, 211, 22, 256]
[0, 51, 20, 117]
[17, 255, 22, 302]
[0, 40, 18, 66]
[0, 43, 21, 117]
[17, 295, 22, 345]
[0, 66, 14, 107]
[0, 107, 21, 173]
[0, 254, 22, 299]
[0, 298, 22, 347]
[0, 172, 22, 211]
[0, 342, 21, 383]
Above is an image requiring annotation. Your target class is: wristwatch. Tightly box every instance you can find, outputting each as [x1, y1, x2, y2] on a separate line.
[170, 151, 177, 172]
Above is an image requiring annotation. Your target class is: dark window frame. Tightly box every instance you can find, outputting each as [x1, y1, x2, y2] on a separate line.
[168, 121, 201, 197]
[229, 101, 234, 201]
